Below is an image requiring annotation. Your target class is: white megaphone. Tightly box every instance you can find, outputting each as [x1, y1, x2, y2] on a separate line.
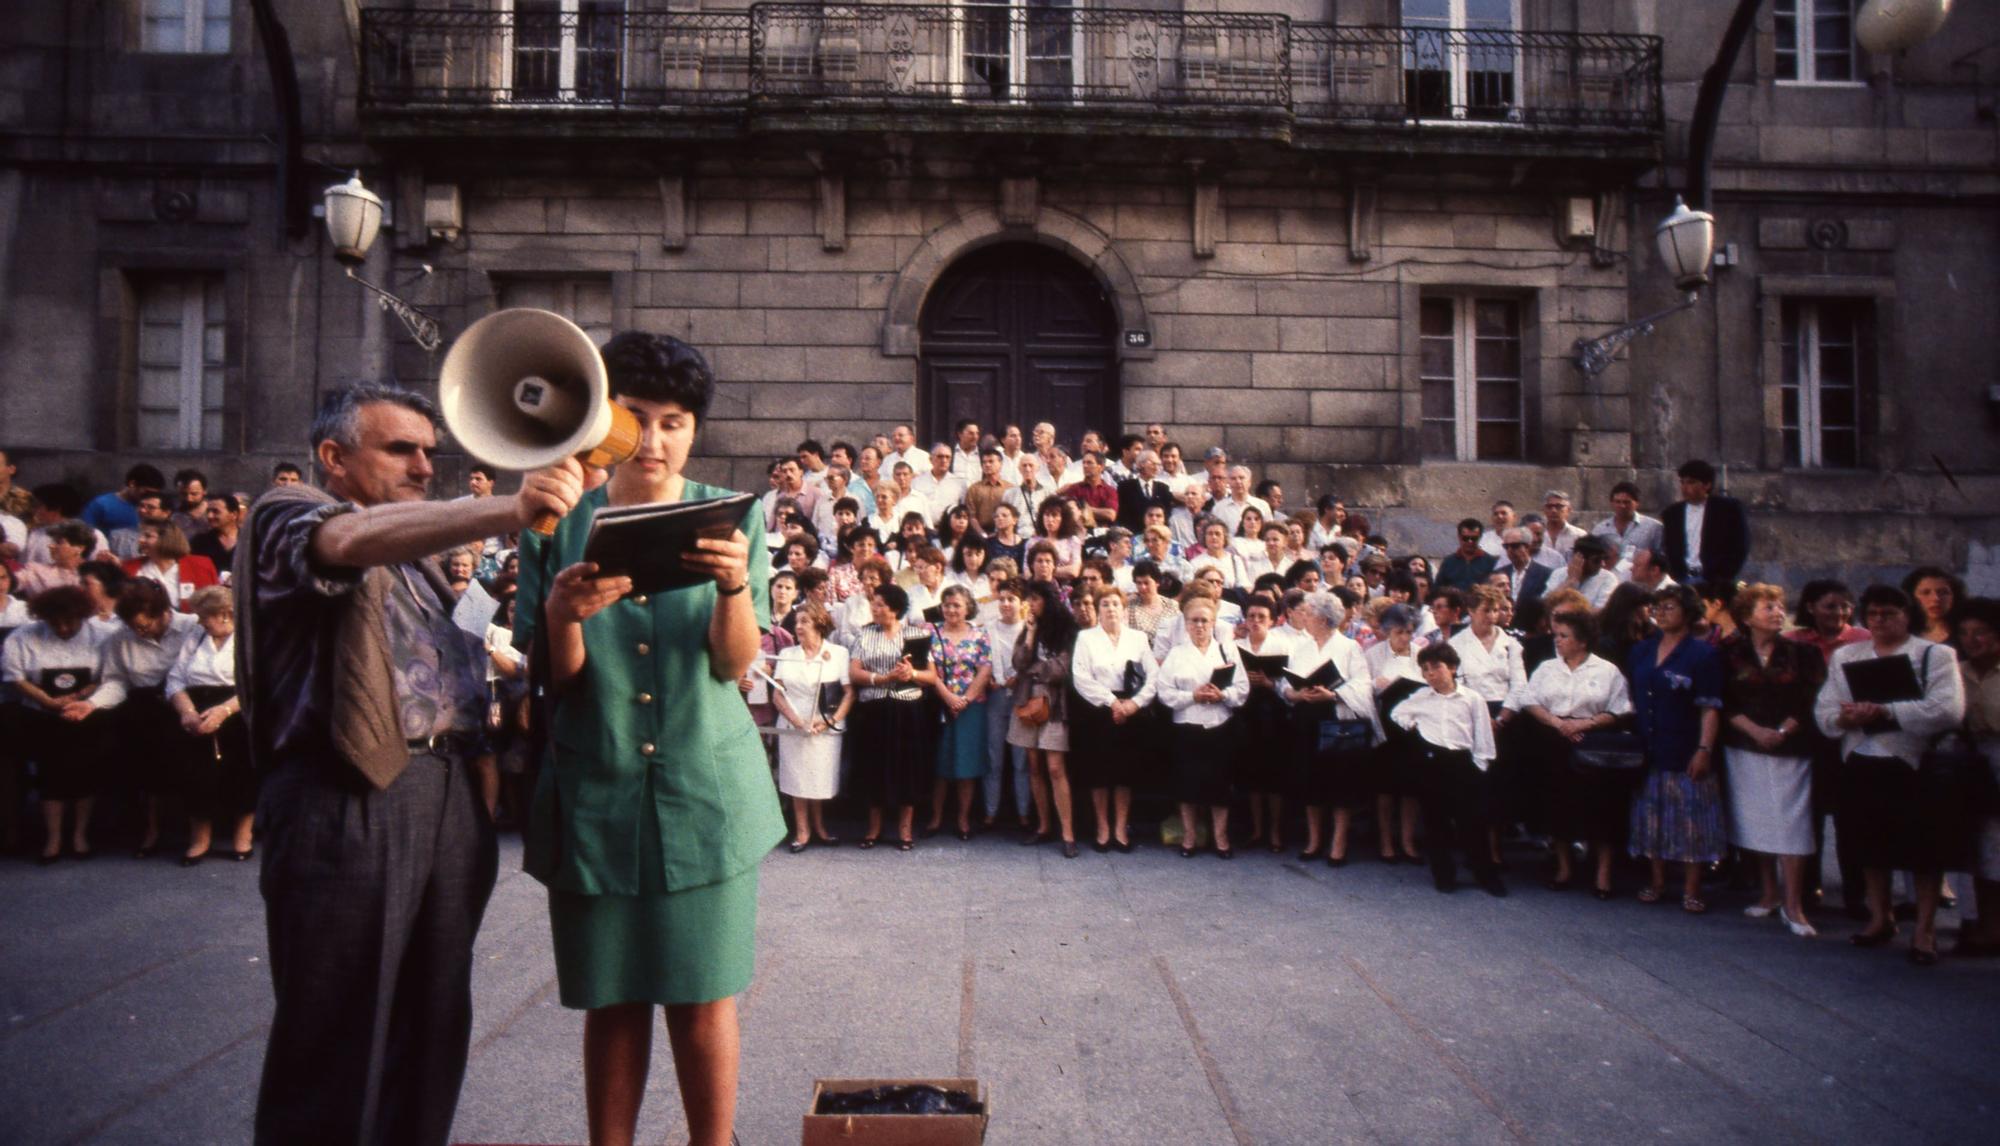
[438, 308, 640, 535]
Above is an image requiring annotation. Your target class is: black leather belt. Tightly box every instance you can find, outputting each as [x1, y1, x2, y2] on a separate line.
[407, 732, 482, 758]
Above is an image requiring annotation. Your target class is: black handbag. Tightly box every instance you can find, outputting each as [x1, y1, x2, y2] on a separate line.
[1317, 718, 1374, 755]
[1572, 727, 1647, 770]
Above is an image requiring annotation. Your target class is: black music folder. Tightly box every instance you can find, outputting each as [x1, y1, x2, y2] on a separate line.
[1209, 663, 1238, 689]
[1241, 652, 1288, 679]
[903, 634, 933, 671]
[1842, 654, 1923, 705]
[580, 492, 756, 596]
[1282, 660, 1341, 691]
[1112, 659, 1148, 700]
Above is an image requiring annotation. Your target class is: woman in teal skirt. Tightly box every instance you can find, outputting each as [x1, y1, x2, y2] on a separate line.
[513, 330, 784, 1146]
[923, 585, 993, 838]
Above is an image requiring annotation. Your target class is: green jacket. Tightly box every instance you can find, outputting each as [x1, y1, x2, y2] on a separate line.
[513, 482, 784, 895]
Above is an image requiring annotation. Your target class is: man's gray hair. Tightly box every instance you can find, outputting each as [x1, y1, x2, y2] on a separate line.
[1301, 589, 1347, 629]
[1502, 526, 1530, 545]
[1542, 489, 1572, 504]
[309, 384, 442, 468]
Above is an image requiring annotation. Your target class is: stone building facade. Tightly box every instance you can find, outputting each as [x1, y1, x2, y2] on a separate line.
[1, 1, 1995, 589]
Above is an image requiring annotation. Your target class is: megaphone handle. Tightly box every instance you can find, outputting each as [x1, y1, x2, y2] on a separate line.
[530, 511, 562, 537]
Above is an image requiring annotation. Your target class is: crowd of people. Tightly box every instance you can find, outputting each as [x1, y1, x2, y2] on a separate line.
[4, 423, 1998, 969]
[733, 423, 1998, 968]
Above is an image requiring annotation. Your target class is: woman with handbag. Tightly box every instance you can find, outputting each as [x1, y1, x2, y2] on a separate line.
[922, 586, 993, 841]
[1157, 596, 1250, 858]
[772, 601, 850, 852]
[1008, 580, 1080, 857]
[844, 584, 939, 851]
[1278, 590, 1380, 865]
[1516, 607, 1635, 899]
[1627, 585, 1729, 914]
[1069, 583, 1158, 853]
[1720, 583, 1826, 937]
[1815, 585, 1968, 965]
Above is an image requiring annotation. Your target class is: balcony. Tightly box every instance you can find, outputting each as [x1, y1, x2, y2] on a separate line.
[357, 5, 1660, 159]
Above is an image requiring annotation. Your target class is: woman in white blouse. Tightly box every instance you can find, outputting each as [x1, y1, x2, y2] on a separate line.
[1, 586, 112, 863]
[1233, 594, 1294, 852]
[1514, 608, 1634, 898]
[1159, 597, 1251, 857]
[1366, 604, 1428, 865]
[1070, 585, 1159, 853]
[1449, 585, 1528, 869]
[1815, 584, 1967, 964]
[167, 586, 253, 864]
[771, 602, 853, 853]
[1279, 591, 1381, 865]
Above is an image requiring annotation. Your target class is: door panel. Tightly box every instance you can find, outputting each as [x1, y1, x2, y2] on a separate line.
[919, 243, 1116, 450]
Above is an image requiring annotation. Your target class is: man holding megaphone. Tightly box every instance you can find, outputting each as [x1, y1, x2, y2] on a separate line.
[238, 381, 594, 1146]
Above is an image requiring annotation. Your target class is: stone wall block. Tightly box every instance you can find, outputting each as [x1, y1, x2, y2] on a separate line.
[1308, 390, 1400, 427]
[1162, 314, 1280, 352]
[1220, 425, 1285, 461]
[804, 346, 915, 384]
[1282, 426, 1396, 463]
[1160, 278, 1259, 316]
[695, 197, 749, 235]
[745, 382, 908, 421]
[770, 308, 880, 346]
[1451, 213, 1499, 248]
[699, 420, 809, 458]
[709, 344, 807, 384]
[687, 308, 768, 346]
[1222, 206, 1278, 243]
[1276, 207, 1344, 246]
[465, 196, 548, 234]
[1121, 386, 1174, 422]
[670, 236, 771, 273]
[778, 235, 901, 273]
[1209, 242, 1296, 276]
[748, 199, 815, 235]
[1256, 281, 1395, 317]
[649, 271, 740, 308]
[559, 197, 655, 235]
[1380, 211, 1454, 247]
[1175, 388, 1305, 425]
[1327, 317, 1400, 355]
[1251, 351, 1388, 390]
[1127, 350, 1250, 389]
[739, 273, 857, 309]
[1278, 317, 1327, 353]
[1114, 203, 1186, 242]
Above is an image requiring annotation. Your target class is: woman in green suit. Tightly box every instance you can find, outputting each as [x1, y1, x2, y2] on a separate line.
[513, 331, 783, 1146]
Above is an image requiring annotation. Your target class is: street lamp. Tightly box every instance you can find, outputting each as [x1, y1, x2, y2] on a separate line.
[1573, 0, 1950, 377]
[321, 172, 442, 352]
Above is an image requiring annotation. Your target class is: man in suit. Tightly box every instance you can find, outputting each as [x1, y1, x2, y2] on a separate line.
[1114, 449, 1176, 534]
[1661, 458, 1750, 587]
[1496, 526, 1553, 605]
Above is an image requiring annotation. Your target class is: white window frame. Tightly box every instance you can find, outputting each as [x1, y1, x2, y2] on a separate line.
[1781, 298, 1865, 469]
[135, 276, 226, 452]
[1402, 0, 1523, 125]
[1774, 0, 1863, 87]
[141, 0, 230, 55]
[499, 0, 627, 103]
[947, 0, 1078, 105]
[1419, 294, 1524, 462]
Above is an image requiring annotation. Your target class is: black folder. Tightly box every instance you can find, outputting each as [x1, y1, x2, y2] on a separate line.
[1282, 661, 1341, 691]
[40, 667, 95, 697]
[1112, 659, 1148, 700]
[580, 492, 757, 596]
[1842, 654, 1923, 705]
[1240, 652, 1288, 679]
[903, 634, 932, 671]
[1209, 663, 1238, 689]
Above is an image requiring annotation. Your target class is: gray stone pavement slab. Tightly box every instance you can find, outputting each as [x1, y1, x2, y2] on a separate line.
[2, 831, 1997, 1145]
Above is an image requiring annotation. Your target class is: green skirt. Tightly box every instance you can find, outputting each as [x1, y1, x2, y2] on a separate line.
[548, 865, 760, 1010]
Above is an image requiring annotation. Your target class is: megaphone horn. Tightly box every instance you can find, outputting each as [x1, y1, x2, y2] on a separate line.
[439, 308, 641, 535]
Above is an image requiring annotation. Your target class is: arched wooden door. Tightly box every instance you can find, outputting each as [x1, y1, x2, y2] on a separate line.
[919, 243, 1118, 449]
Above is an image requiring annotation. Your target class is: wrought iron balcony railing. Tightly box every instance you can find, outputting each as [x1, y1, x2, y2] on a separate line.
[358, 5, 1660, 137]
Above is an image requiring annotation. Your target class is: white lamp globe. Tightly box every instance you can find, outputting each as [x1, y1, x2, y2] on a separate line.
[1655, 197, 1716, 292]
[323, 173, 384, 267]
[1856, 0, 1952, 55]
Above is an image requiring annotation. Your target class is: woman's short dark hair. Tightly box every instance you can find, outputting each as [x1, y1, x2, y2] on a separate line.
[1252, 572, 1286, 596]
[1242, 592, 1279, 619]
[1650, 583, 1704, 625]
[950, 533, 988, 575]
[28, 585, 95, 626]
[115, 579, 173, 623]
[46, 520, 95, 550]
[795, 567, 829, 595]
[1131, 559, 1162, 583]
[31, 482, 84, 519]
[600, 331, 714, 421]
[1677, 459, 1718, 485]
[1551, 608, 1599, 646]
[1794, 579, 1852, 627]
[873, 583, 910, 616]
[1957, 596, 2000, 635]
[79, 559, 126, 598]
[837, 524, 879, 560]
[1416, 642, 1460, 670]
[1282, 561, 1320, 588]
[1857, 584, 1910, 616]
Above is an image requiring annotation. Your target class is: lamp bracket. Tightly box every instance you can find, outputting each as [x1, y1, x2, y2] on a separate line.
[345, 266, 442, 353]
[1572, 292, 1699, 378]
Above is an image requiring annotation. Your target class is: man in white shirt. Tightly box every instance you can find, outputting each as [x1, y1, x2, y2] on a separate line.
[1591, 480, 1664, 576]
[1001, 454, 1051, 525]
[1540, 536, 1618, 609]
[1211, 466, 1271, 535]
[1308, 495, 1346, 551]
[1627, 548, 1676, 594]
[1519, 513, 1565, 571]
[948, 421, 983, 484]
[1541, 490, 1587, 559]
[996, 424, 1027, 484]
[1107, 433, 1144, 482]
[888, 461, 931, 528]
[1480, 500, 1516, 558]
[889, 423, 930, 478]
[913, 444, 967, 511]
[1494, 527, 1549, 605]
[1158, 441, 1199, 496]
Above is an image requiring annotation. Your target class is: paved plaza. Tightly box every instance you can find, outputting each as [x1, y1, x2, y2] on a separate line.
[3, 827, 1998, 1145]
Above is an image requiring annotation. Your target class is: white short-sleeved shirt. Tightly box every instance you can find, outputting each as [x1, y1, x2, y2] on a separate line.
[1392, 685, 1498, 770]
[1448, 626, 1526, 709]
[1, 620, 111, 695]
[1518, 653, 1632, 719]
[168, 631, 236, 696]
